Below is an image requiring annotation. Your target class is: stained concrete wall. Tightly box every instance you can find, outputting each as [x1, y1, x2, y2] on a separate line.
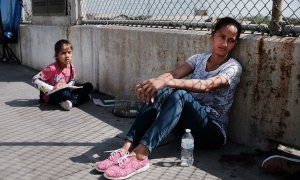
[16, 24, 300, 150]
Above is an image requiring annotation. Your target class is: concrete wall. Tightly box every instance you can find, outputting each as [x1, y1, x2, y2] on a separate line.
[16, 24, 300, 150]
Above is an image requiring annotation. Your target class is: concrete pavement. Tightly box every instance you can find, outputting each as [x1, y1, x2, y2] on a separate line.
[0, 62, 281, 180]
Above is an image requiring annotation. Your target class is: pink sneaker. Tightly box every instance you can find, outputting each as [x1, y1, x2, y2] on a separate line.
[95, 149, 127, 172]
[104, 154, 150, 180]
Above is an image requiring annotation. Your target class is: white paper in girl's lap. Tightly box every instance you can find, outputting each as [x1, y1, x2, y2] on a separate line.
[48, 84, 82, 95]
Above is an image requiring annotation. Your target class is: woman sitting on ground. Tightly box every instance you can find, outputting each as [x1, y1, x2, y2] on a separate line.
[96, 17, 243, 180]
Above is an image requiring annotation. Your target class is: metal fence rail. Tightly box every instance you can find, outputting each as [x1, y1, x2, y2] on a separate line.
[21, 0, 300, 37]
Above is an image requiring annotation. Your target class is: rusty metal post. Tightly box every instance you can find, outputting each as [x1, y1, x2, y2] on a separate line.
[271, 0, 283, 35]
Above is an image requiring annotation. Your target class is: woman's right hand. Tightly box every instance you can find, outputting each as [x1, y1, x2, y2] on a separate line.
[135, 78, 165, 104]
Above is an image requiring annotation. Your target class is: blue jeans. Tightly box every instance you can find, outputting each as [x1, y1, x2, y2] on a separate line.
[126, 88, 225, 152]
[47, 82, 93, 106]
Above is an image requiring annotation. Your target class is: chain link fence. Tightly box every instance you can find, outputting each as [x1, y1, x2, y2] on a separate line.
[21, 0, 300, 37]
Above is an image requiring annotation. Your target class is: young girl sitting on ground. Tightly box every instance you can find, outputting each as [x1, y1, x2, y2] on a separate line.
[96, 17, 243, 179]
[32, 39, 93, 111]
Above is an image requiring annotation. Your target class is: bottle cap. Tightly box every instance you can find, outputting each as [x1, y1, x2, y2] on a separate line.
[185, 129, 191, 133]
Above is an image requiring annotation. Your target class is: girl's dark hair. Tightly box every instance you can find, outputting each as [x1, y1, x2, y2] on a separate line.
[54, 39, 73, 57]
[211, 17, 242, 39]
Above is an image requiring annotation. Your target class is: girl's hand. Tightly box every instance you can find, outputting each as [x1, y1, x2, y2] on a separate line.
[54, 82, 66, 90]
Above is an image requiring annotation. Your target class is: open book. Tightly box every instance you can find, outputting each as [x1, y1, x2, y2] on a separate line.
[48, 84, 83, 95]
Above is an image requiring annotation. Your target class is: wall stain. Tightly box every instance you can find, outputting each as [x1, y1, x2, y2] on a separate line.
[276, 37, 294, 139]
[297, 74, 300, 89]
[250, 36, 296, 141]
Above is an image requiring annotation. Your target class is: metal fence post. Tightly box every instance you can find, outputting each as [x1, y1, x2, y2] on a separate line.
[76, 0, 82, 25]
[270, 0, 283, 35]
[80, 0, 87, 24]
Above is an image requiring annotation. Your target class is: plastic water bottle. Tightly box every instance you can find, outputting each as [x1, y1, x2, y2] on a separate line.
[181, 129, 194, 167]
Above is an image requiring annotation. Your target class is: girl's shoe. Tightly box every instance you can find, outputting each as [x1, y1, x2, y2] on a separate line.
[59, 100, 72, 111]
[104, 154, 149, 180]
[95, 149, 127, 172]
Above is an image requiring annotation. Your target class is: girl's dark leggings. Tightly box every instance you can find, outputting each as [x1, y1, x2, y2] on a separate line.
[48, 82, 93, 106]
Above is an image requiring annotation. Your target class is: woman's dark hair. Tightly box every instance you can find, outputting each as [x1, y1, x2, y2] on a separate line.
[54, 39, 73, 58]
[211, 17, 242, 39]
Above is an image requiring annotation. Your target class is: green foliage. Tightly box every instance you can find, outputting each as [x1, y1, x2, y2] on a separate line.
[283, 17, 300, 25]
[132, 15, 152, 20]
[245, 16, 271, 25]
